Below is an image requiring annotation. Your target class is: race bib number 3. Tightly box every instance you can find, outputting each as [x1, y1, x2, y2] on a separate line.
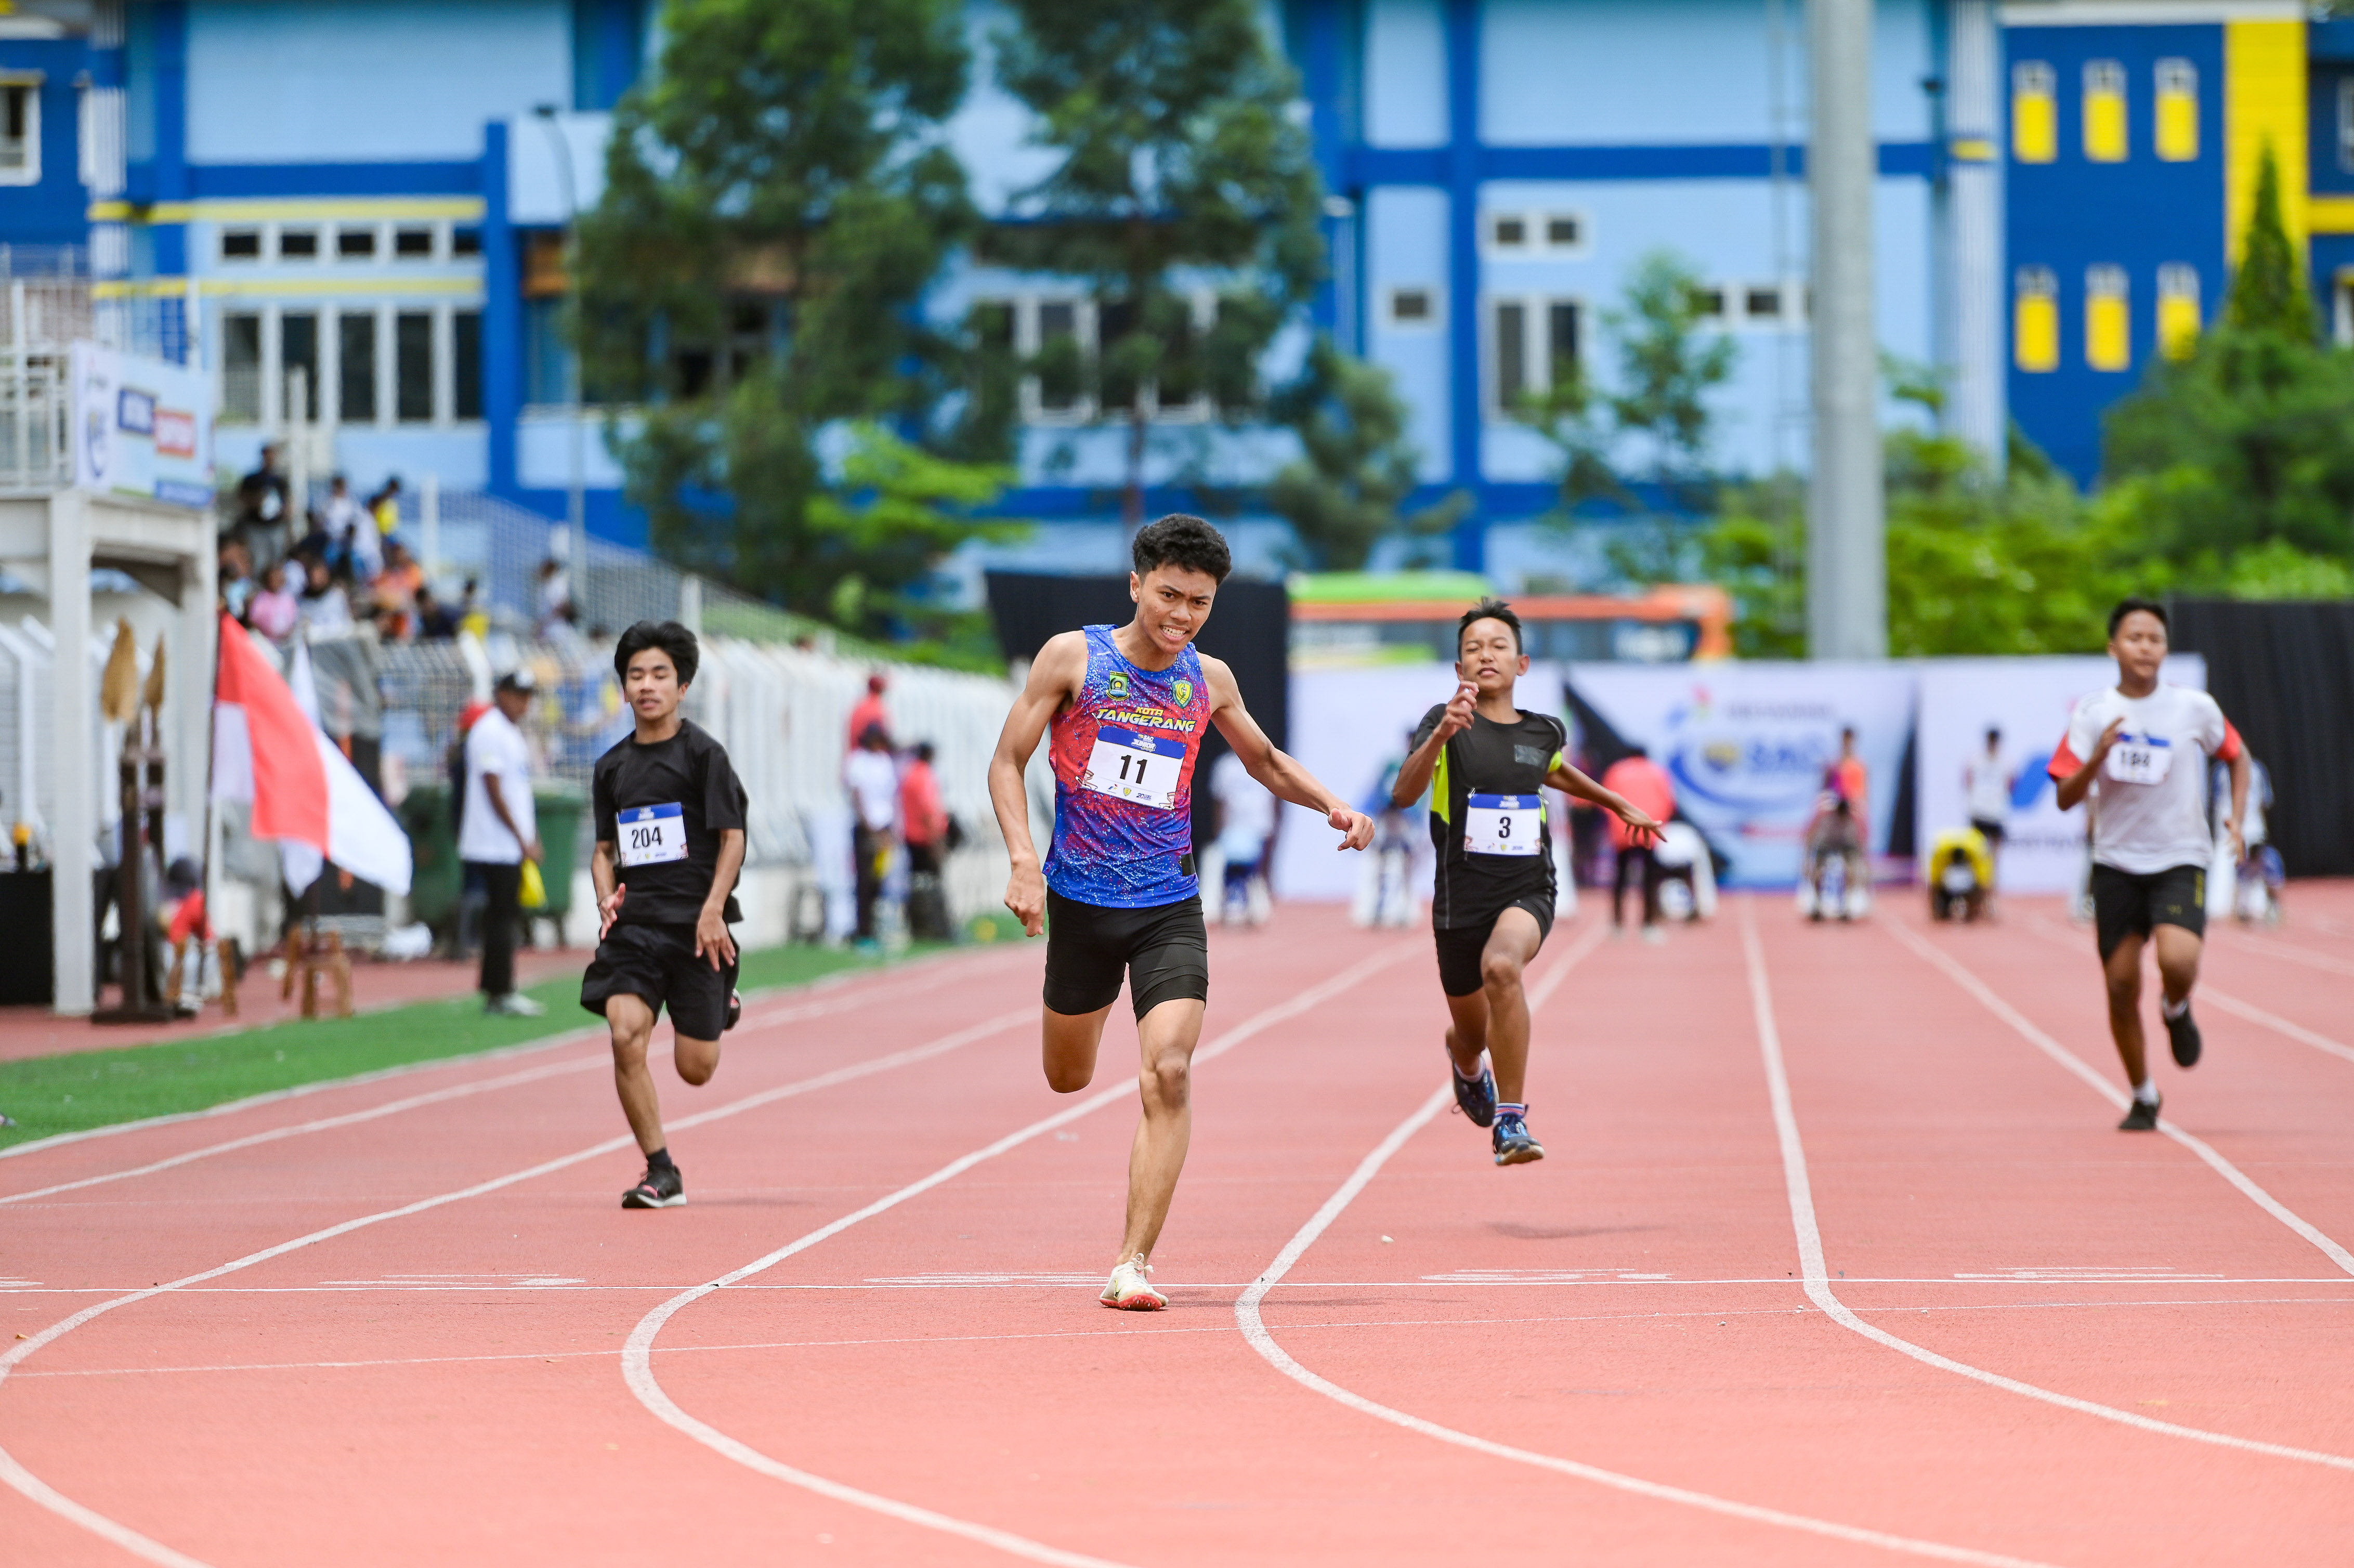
[618, 803, 688, 867]
[1081, 726, 1183, 811]
[2103, 734, 2174, 786]
[1464, 793, 1541, 856]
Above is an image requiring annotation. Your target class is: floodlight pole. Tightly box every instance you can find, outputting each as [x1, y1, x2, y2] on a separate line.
[1808, 0, 1887, 659]
[533, 105, 587, 588]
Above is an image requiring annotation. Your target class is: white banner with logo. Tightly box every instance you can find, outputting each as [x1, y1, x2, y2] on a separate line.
[71, 341, 215, 508]
[1913, 654, 2205, 895]
[1563, 662, 1916, 887]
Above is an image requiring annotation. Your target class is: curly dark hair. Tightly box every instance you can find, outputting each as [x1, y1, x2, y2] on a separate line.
[2107, 595, 2168, 638]
[613, 619, 701, 687]
[1132, 513, 1232, 583]
[1457, 596, 1523, 655]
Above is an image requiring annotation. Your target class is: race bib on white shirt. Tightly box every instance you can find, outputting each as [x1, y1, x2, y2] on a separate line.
[1464, 793, 1541, 856]
[2103, 734, 2174, 786]
[617, 803, 688, 867]
[1082, 726, 1182, 811]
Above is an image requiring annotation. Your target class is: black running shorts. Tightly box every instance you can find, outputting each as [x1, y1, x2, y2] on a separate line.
[1969, 817, 2007, 847]
[1043, 889, 1209, 1020]
[2090, 863, 2206, 962]
[1432, 895, 1554, 998]
[581, 921, 739, 1040]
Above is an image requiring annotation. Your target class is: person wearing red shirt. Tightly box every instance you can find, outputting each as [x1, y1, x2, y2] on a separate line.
[1600, 747, 1676, 940]
[899, 741, 952, 940]
[846, 673, 891, 751]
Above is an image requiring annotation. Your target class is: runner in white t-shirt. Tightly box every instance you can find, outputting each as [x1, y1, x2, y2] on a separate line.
[2048, 598, 2248, 1131]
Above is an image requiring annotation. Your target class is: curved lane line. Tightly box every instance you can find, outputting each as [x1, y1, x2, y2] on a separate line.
[1234, 924, 2063, 1568]
[0, 951, 1012, 1201]
[2215, 931, 2354, 979]
[0, 1005, 1037, 1564]
[1882, 914, 2354, 1280]
[620, 940, 1423, 1568]
[1755, 906, 2354, 1470]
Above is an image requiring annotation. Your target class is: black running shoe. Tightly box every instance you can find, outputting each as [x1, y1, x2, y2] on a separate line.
[623, 1163, 686, 1208]
[2117, 1093, 2161, 1132]
[725, 990, 742, 1032]
[1493, 1111, 1545, 1166]
[1449, 1050, 1497, 1129]
[2164, 1003, 2202, 1068]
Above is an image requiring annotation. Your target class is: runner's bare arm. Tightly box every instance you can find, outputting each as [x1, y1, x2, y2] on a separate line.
[2054, 717, 2125, 812]
[1202, 656, 1374, 851]
[1546, 759, 1663, 845]
[2226, 747, 2251, 863]
[988, 632, 1087, 936]
[696, 828, 746, 968]
[1389, 684, 1476, 807]
[592, 839, 625, 939]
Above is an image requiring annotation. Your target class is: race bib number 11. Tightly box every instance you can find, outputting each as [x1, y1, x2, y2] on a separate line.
[1464, 793, 1541, 856]
[2103, 734, 2174, 786]
[1082, 726, 1183, 811]
[618, 803, 688, 867]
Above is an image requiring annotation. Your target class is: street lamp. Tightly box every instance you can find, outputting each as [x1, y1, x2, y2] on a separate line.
[531, 103, 586, 607]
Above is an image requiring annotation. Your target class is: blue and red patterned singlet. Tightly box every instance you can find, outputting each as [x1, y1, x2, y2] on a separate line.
[1043, 624, 1213, 909]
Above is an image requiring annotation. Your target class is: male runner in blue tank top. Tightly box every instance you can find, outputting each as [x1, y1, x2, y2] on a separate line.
[989, 515, 1375, 1310]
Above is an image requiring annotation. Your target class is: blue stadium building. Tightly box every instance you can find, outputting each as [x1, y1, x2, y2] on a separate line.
[0, 0, 2335, 585]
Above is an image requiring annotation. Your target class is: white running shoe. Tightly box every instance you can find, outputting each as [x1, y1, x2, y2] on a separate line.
[486, 992, 547, 1017]
[1099, 1257, 1167, 1311]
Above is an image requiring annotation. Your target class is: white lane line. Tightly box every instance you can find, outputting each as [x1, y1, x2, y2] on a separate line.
[621, 939, 1423, 1568]
[1235, 932, 2060, 1567]
[2219, 931, 2354, 979]
[0, 1004, 1036, 1566]
[0, 951, 1010, 1203]
[0, 946, 1011, 1170]
[1753, 905, 2354, 1471]
[2196, 987, 2354, 1067]
[1884, 916, 2354, 1279]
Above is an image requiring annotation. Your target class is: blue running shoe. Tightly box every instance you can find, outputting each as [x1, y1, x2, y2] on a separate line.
[1449, 1049, 1497, 1128]
[1492, 1111, 1545, 1166]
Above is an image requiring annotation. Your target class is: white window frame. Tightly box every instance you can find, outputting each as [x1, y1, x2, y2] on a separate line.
[390, 221, 444, 263]
[1481, 210, 1589, 258]
[985, 292, 1225, 427]
[1539, 212, 1588, 254]
[332, 223, 385, 265]
[1381, 284, 1443, 333]
[1485, 293, 1585, 419]
[215, 296, 480, 432]
[273, 224, 324, 264]
[1483, 212, 1532, 255]
[0, 74, 42, 187]
[218, 226, 265, 264]
[1730, 278, 1809, 332]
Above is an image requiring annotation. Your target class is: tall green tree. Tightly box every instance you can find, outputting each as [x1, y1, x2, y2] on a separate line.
[987, 0, 1325, 527]
[1265, 335, 1466, 570]
[2102, 140, 2354, 584]
[576, 0, 1012, 635]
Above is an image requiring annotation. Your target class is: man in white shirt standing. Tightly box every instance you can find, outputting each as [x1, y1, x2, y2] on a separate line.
[843, 722, 899, 947]
[2049, 598, 2247, 1130]
[462, 670, 546, 1016]
[1210, 747, 1277, 925]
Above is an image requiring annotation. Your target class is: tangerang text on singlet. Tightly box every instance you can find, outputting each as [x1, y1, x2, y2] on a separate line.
[1043, 624, 1211, 909]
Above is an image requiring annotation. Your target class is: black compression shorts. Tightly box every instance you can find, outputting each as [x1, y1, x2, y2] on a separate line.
[1043, 889, 1209, 1020]
[580, 922, 739, 1040]
[2090, 863, 2206, 961]
[1432, 895, 1554, 998]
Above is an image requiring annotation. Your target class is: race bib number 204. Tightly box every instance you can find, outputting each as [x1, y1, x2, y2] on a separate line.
[1081, 726, 1184, 811]
[618, 803, 689, 867]
[1464, 793, 1541, 856]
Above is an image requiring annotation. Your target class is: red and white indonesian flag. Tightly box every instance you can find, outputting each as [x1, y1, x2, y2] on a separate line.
[211, 613, 412, 897]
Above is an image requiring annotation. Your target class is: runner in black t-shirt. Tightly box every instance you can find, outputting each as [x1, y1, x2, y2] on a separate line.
[1392, 599, 1662, 1165]
[581, 620, 749, 1209]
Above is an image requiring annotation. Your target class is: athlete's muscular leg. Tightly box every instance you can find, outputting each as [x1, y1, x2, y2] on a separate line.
[1117, 996, 1206, 1266]
[1041, 1004, 1115, 1094]
[674, 1034, 721, 1087]
[2152, 923, 2204, 1009]
[607, 994, 669, 1156]
[2101, 932, 2150, 1088]
[1471, 908, 1545, 1103]
[1444, 989, 1489, 1082]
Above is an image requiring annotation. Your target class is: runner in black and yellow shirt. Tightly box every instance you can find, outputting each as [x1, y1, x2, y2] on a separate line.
[1392, 599, 1663, 1165]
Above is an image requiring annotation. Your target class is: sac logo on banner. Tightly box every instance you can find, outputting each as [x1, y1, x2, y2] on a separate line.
[1566, 662, 1917, 887]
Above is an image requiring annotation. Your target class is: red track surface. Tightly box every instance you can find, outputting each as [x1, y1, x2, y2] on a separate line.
[4, 889, 2350, 1566]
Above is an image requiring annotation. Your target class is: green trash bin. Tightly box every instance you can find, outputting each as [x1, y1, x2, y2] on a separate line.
[530, 783, 588, 945]
[397, 782, 463, 933]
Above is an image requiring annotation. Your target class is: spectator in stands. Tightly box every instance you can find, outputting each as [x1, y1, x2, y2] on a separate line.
[847, 672, 890, 749]
[365, 476, 402, 542]
[322, 474, 380, 581]
[219, 540, 255, 622]
[247, 560, 298, 641]
[373, 538, 425, 636]
[843, 722, 899, 947]
[462, 670, 545, 1017]
[231, 443, 292, 565]
[1601, 744, 1677, 941]
[900, 740, 953, 941]
[535, 558, 572, 637]
[295, 553, 352, 635]
[457, 578, 489, 641]
[414, 584, 459, 641]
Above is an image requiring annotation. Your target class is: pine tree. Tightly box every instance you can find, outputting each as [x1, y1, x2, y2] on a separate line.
[1266, 336, 1467, 570]
[987, 0, 1325, 528]
[2225, 142, 2315, 340]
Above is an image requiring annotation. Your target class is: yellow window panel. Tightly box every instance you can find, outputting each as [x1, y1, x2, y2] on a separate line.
[2157, 264, 2201, 359]
[2015, 267, 2059, 372]
[2084, 61, 2128, 162]
[2013, 62, 2056, 163]
[2087, 266, 2131, 371]
[2155, 59, 2198, 161]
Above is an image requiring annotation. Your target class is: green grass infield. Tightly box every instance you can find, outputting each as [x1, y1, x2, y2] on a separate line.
[0, 942, 954, 1154]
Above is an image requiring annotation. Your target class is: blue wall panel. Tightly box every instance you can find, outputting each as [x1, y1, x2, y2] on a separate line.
[0, 39, 97, 247]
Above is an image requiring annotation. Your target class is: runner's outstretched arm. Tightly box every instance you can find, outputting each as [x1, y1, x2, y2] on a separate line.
[1391, 682, 1476, 807]
[1202, 656, 1375, 851]
[1546, 759, 1664, 846]
[988, 633, 1087, 936]
[2225, 748, 2250, 864]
